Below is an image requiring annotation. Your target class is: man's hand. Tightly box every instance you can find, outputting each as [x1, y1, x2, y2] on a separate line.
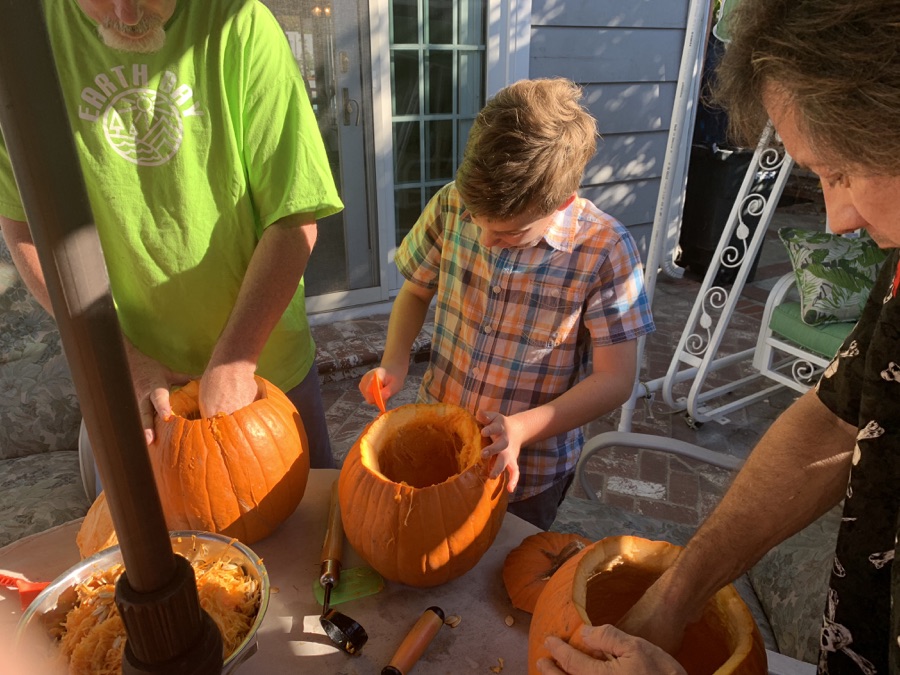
[123, 339, 190, 444]
[199, 362, 260, 419]
[536, 626, 687, 675]
[476, 410, 524, 492]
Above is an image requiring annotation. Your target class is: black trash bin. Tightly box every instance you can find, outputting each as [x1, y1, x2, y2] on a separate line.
[677, 144, 773, 285]
[675, 34, 774, 285]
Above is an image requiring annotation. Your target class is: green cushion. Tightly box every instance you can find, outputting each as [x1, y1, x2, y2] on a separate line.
[769, 302, 855, 358]
[778, 227, 887, 326]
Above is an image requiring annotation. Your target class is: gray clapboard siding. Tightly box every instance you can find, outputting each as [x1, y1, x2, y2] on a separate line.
[530, 28, 684, 84]
[583, 83, 675, 135]
[587, 131, 669, 184]
[532, 0, 688, 29]
[582, 179, 660, 230]
[529, 0, 691, 259]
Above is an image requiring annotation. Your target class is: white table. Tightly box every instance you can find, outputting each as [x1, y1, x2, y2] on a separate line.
[0, 469, 538, 674]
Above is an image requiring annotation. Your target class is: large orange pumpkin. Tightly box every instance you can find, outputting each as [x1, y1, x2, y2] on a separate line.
[77, 376, 309, 556]
[503, 531, 591, 613]
[338, 403, 508, 587]
[529, 535, 767, 675]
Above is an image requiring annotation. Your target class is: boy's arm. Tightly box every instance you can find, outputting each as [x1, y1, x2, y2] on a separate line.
[512, 340, 636, 443]
[362, 280, 436, 400]
[481, 339, 637, 488]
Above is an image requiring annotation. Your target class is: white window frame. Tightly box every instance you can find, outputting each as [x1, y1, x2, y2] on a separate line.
[369, 0, 532, 298]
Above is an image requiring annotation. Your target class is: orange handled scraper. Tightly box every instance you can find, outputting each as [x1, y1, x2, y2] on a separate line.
[381, 606, 445, 675]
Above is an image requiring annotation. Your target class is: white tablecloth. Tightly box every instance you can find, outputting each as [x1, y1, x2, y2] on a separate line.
[0, 469, 537, 674]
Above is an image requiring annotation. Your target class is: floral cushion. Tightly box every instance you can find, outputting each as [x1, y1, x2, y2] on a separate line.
[0, 239, 81, 460]
[747, 503, 842, 663]
[0, 451, 88, 548]
[778, 227, 887, 326]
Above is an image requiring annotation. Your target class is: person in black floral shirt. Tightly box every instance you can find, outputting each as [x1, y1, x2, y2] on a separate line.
[537, 1, 900, 673]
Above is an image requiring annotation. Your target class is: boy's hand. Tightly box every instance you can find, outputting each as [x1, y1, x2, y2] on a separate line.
[359, 367, 404, 407]
[476, 410, 523, 492]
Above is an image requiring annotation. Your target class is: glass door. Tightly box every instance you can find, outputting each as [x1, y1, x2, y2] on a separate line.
[265, 0, 379, 303]
[389, 0, 486, 245]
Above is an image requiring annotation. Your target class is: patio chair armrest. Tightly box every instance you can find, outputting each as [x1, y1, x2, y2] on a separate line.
[577, 431, 743, 502]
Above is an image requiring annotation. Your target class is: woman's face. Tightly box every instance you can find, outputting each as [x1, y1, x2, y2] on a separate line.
[764, 85, 900, 248]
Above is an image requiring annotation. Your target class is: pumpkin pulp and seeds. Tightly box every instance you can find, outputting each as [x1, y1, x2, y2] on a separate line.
[40, 541, 260, 675]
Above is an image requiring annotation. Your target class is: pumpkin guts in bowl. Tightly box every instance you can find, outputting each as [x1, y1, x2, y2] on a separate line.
[16, 532, 270, 675]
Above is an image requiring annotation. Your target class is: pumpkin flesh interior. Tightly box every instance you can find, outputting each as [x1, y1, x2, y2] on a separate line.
[362, 407, 482, 488]
[379, 423, 465, 488]
[582, 561, 733, 675]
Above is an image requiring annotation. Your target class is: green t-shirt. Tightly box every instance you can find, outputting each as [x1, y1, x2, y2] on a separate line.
[0, 0, 343, 391]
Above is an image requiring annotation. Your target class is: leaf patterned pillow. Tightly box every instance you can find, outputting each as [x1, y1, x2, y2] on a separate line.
[778, 227, 888, 326]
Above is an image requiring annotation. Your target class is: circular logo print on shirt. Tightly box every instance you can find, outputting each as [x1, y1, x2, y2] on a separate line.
[102, 88, 183, 166]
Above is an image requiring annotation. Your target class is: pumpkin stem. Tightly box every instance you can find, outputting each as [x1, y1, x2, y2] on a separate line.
[539, 540, 587, 580]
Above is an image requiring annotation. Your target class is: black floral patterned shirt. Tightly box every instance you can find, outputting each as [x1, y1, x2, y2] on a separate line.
[815, 247, 900, 674]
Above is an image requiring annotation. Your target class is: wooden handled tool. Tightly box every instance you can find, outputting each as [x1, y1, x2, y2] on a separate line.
[381, 606, 445, 675]
[319, 479, 343, 614]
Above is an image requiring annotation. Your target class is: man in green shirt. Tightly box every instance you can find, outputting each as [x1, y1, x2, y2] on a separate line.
[0, 0, 343, 471]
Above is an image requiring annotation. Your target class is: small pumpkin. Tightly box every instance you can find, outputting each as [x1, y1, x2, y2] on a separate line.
[503, 531, 591, 613]
[529, 535, 767, 675]
[77, 376, 309, 557]
[338, 403, 508, 587]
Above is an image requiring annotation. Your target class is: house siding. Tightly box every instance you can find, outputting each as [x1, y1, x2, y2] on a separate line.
[530, 0, 691, 256]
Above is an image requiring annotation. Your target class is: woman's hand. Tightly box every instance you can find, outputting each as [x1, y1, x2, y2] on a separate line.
[536, 626, 687, 675]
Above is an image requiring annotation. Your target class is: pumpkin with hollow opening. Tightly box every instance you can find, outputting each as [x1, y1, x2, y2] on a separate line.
[76, 376, 310, 557]
[528, 535, 767, 675]
[338, 403, 508, 587]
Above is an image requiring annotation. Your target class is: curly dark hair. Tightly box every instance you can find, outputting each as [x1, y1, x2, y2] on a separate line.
[713, 0, 900, 174]
[455, 78, 598, 219]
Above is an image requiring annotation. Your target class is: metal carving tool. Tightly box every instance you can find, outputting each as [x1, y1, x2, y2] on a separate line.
[318, 479, 371, 655]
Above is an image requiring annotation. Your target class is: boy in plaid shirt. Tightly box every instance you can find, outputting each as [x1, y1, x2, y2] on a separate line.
[360, 78, 655, 529]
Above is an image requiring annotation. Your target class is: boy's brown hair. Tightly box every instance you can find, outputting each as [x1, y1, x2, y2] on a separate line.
[455, 78, 598, 219]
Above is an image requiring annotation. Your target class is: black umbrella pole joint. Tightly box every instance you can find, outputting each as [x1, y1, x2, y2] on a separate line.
[0, 3, 222, 673]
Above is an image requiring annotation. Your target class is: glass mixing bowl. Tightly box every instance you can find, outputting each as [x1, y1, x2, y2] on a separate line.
[16, 530, 270, 674]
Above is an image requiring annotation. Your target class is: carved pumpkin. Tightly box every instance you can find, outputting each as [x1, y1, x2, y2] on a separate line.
[77, 376, 309, 556]
[338, 403, 508, 587]
[503, 531, 591, 613]
[529, 535, 767, 675]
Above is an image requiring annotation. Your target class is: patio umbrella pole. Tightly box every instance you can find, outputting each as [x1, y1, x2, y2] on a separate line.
[0, 3, 222, 673]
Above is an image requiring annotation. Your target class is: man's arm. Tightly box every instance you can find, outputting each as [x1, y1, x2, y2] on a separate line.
[199, 212, 317, 418]
[617, 388, 855, 652]
[480, 340, 637, 489]
[0, 215, 52, 313]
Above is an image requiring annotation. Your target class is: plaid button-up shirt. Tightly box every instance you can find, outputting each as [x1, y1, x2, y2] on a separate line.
[395, 183, 655, 500]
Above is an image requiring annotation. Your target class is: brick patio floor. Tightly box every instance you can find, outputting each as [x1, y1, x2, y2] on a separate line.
[313, 201, 826, 530]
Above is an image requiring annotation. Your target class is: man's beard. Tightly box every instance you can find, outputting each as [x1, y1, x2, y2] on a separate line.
[97, 15, 166, 54]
